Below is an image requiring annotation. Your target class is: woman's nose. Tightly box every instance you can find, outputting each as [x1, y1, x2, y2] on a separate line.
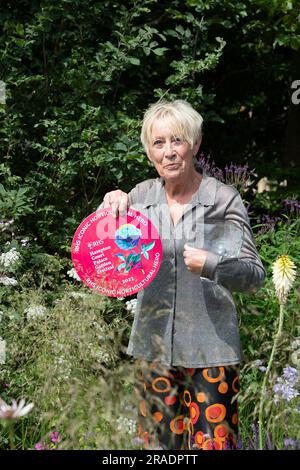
[164, 141, 175, 157]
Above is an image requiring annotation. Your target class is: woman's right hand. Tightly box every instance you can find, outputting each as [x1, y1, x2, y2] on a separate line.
[98, 190, 129, 218]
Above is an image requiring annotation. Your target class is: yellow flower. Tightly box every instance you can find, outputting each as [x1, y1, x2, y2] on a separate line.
[272, 255, 296, 304]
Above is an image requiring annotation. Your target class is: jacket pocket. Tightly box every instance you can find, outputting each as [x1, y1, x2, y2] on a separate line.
[188, 220, 244, 257]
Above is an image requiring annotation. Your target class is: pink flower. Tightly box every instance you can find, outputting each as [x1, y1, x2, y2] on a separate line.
[0, 398, 34, 420]
[51, 431, 61, 443]
[35, 442, 49, 450]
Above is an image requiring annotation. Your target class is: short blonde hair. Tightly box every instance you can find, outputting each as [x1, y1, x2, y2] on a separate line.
[140, 99, 203, 152]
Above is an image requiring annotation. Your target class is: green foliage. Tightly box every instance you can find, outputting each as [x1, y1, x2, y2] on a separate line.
[0, 0, 299, 451]
[0, 287, 140, 449]
[234, 217, 300, 449]
[1, 0, 299, 253]
[0, 184, 34, 220]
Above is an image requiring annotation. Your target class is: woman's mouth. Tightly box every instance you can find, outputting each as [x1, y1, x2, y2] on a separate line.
[164, 163, 179, 169]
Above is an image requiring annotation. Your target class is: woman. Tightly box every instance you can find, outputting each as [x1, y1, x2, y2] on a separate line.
[99, 99, 265, 450]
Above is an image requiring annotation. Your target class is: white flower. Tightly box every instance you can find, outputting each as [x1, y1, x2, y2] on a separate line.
[256, 177, 272, 193]
[53, 355, 72, 381]
[272, 255, 297, 304]
[24, 305, 47, 320]
[96, 325, 107, 341]
[116, 416, 137, 435]
[69, 291, 88, 299]
[0, 398, 34, 420]
[0, 248, 21, 269]
[0, 276, 18, 286]
[92, 349, 111, 365]
[0, 338, 6, 365]
[291, 350, 300, 367]
[67, 268, 81, 282]
[20, 239, 29, 247]
[291, 339, 300, 367]
[125, 299, 137, 314]
[0, 219, 14, 232]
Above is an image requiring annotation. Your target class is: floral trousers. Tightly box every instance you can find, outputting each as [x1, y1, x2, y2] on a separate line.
[135, 360, 240, 450]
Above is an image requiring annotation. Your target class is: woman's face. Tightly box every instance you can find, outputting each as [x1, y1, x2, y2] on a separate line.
[147, 120, 201, 181]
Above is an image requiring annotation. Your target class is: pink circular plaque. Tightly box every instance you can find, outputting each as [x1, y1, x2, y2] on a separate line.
[71, 208, 163, 297]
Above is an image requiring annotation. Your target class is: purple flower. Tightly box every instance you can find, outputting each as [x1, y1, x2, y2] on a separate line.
[196, 153, 224, 182]
[196, 154, 256, 193]
[284, 438, 299, 449]
[283, 198, 300, 217]
[50, 431, 61, 443]
[131, 436, 144, 446]
[251, 422, 259, 449]
[35, 442, 49, 450]
[256, 214, 281, 234]
[282, 366, 298, 383]
[224, 163, 256, 193]
[236, 436, 243, 450]
[273, 366, 299, 404]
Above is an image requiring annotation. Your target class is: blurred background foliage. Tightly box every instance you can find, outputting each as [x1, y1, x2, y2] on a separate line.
[0, 0, 299, 450]
[0, 0, 300, 254]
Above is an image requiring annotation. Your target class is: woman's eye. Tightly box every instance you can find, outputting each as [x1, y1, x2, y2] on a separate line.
[153, 140, 163, 146]
[173, 137, 183, 144]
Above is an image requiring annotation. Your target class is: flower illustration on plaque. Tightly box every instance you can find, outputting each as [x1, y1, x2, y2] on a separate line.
[114, 224, 155, 274]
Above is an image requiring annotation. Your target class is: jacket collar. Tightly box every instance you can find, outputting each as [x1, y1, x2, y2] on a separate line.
[141, 170, 217, 208]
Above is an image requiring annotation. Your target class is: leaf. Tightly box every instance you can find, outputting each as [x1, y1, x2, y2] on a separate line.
[128, 57, 140, 65]
[142, 241, 155, 252]
[124, 265, 132, 273]
[114, 142, 128, 152]
[116, 262, 126, 272]
[142, 251, 149, 260]
[133, 253, 141, 264]
[127, 253, 136, 264]
[114, 253, 126, 261]
[153, 47, 168, 56]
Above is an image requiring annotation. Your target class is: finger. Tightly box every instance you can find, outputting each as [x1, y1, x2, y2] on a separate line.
[183, 254, 189, 264]
[184, 243, 198, 251]
[111, 201, 119, 218]
[103, 194, 111, 209]
[119, 195, 128, 216]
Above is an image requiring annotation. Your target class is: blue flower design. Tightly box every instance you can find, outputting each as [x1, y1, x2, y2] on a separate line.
[115, 224, 141, 250]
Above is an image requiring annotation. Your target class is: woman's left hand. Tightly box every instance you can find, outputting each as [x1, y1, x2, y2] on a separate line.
[183, 244, 208, 274]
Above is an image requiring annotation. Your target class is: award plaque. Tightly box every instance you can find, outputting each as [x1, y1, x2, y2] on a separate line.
[71, 207, 163, 297]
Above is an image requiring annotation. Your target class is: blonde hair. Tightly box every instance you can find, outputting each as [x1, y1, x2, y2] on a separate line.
[140, 99, 203, 152]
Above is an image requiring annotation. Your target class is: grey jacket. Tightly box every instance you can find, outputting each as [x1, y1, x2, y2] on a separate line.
[124, 170, 266, 368]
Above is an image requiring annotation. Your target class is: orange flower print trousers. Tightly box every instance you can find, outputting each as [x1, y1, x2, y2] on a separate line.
[135, 360, 240, 450]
